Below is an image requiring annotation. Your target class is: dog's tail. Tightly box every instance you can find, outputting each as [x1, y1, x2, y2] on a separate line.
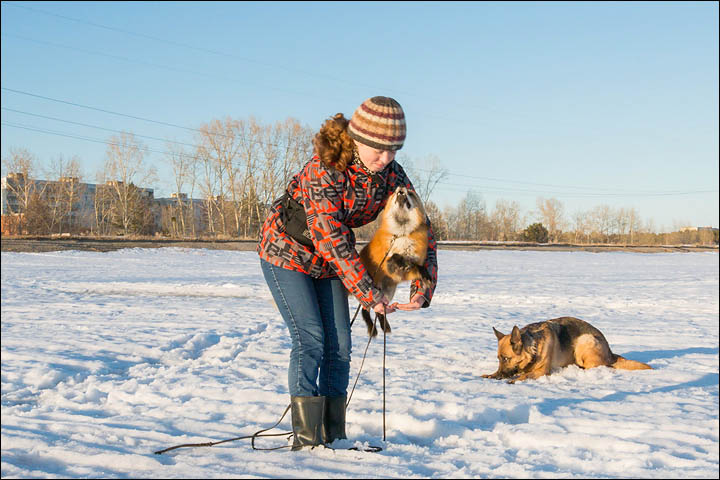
[611, 354, 652, 370]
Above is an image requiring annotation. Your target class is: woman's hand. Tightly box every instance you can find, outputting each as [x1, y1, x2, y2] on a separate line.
[390, 293, 427, 312]
[373, 296, 397, 315]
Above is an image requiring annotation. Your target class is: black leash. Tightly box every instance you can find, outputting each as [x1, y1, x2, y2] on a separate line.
[155, 240, 397, 456]
[382, 305, 387, 442]
[346, 314, 380, 408]
[154, 314, 385, 455]
[154, 405, 293, 454]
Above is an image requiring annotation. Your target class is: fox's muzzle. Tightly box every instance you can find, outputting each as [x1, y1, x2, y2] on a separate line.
[395, 188, 412, 209]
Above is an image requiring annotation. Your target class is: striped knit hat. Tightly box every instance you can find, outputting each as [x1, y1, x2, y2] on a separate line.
[348, 96, 406, 151]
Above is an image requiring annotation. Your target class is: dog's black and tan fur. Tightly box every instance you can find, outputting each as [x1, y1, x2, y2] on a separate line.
[482, 317, 652, 383]
[359, 186, 432, 337]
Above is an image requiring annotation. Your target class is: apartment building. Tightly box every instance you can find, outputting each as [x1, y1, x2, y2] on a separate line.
[1, 173, 154, 234]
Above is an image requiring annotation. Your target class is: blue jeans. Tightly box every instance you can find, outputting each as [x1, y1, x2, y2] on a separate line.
[260, 259, 352, 397]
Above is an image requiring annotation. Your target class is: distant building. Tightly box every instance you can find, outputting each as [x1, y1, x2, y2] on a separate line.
[2, 173, 110, 220]
[1, 173, 27, 215]
[1, 173, 154, 234]
[153, 192, 207, 235]
[680, 226, 719, 234]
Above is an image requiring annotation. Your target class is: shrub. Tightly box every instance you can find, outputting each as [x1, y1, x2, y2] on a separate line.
[523, 223, 549, 243]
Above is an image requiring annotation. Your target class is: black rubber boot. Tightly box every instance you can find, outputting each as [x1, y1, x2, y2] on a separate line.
[290, 396, 325, 451]
[322, 395, 347, 444]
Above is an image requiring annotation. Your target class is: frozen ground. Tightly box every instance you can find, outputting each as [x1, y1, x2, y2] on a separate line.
[1, 248, 718, 478]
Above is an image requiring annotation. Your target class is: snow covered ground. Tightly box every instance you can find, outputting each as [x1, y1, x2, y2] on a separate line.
[1, 247, 718, 478]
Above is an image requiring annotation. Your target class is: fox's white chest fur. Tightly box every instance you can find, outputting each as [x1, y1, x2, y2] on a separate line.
[389, 236, 424, 265]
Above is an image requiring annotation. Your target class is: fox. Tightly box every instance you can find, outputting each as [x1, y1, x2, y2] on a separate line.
[359, 186, 433, 337]
[482, 316, 652, 383]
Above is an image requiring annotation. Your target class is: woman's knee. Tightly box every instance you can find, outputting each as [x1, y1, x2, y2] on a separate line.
[325, 336, 351, 363]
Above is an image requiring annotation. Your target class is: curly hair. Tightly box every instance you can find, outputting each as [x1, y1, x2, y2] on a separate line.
[312, 113, 355, 172]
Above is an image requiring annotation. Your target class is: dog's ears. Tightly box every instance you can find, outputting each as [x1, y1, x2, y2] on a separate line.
[492, 327, 505, 341]
[510, 326, 524, 354]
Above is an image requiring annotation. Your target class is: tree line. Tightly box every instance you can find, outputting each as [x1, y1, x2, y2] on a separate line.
[2, 115, 717, 246]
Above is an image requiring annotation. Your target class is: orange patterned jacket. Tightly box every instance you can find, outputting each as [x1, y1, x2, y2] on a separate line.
[257, 155, 437, 310]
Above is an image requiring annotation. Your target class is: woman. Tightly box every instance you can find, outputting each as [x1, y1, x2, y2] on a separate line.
[257, 96, 438, 450]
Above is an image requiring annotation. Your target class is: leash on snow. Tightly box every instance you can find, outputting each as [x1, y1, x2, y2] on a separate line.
[154, 240, 397, 455]
[154, 313, 386, 455]
[154, 405, 293, 455]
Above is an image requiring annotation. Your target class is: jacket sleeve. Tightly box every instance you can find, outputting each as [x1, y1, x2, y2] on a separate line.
[301, 162, 384, 309]
[410, 222, 438, 308]
[392, 165, 438, 308]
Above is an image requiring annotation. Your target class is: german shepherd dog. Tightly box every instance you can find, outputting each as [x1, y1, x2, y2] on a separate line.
[482, 317, 652, 383]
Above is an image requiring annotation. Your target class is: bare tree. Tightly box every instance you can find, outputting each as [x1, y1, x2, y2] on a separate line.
[42, 181, 63, 234]
[571, 210, 591, 244]
[456, 191, 488, 240]
[195, 139, 219, 236]
[625, 208, 642, 244]
[254, 118, 314, 238]
[46, 155, 85, 234]
[535, 197, 566, 243]
[256, 120, 284, 236]
[614, 208, 630, 241]
[236, 117, 262, 238]
[279, 118, 313, 186]
[185, 155, 200, 237]
[698, 228, 716, 245]
[1, 147, 41, 218]
[92, 170, 113, 235]
[1, 148, 61, 234]
[491, 199, 522, 241]
[590, 205, 613, 243]
[196, 118, 248, 236]
[401, 154, 449, 205]
[165, 142, 199, 237]
[191, 116, 314, 239]
[639, 218, 657, 245]
[102, 132, 157, 235]
[423, 200, 448, 241]
[613, 207, 642, 244]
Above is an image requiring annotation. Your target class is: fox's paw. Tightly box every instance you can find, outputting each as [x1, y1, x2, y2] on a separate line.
[387, 254, 411, 274]
[362, 309, 378, 337]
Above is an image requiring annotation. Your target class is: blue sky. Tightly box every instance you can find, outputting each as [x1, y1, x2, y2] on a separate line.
[1, 1, 718, 231]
